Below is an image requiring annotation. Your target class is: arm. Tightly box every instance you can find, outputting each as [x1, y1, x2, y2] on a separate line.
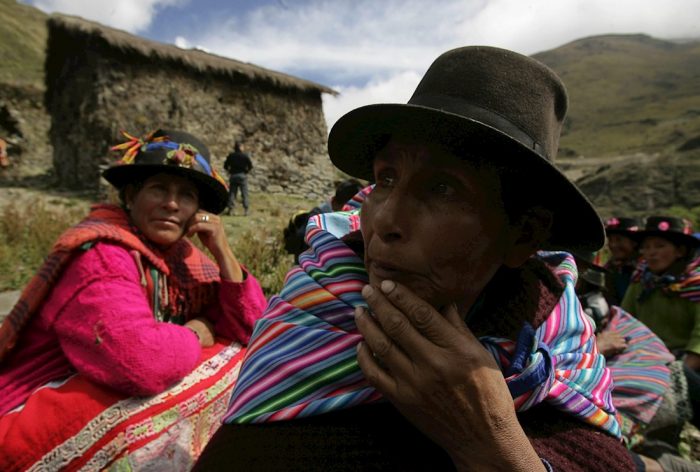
[205, 270, 267, 344]
[684, 303, 700, 370]
[49, 243, 202, 396]
[187, 211, 266, 343]
[355, 281, 545, 471]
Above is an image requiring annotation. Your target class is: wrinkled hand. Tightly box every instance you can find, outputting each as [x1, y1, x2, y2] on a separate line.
[596, 330, 628, 358]
[355, 280, 544, 471]
[187, 211, 243, 282]
[185, 317, 216, 347]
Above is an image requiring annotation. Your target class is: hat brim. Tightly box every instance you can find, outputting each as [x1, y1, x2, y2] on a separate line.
[102, 164, 228, 214]
[629, 229, 700, 249]
[328, 103, 605, 252]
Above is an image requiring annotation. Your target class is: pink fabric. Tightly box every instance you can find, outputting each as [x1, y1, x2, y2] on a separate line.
[0, 242, 267, 416]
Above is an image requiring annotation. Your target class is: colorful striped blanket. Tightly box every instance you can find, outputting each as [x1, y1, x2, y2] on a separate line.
[604, 306, 674, 440]
[222, 209, 621, 438]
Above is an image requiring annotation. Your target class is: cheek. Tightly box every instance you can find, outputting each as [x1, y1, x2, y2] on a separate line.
[426, 221, 505, 300]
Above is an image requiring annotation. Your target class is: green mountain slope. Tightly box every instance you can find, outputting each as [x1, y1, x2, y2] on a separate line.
[0, 0, 48, 87]
[534, 34, 700, 158]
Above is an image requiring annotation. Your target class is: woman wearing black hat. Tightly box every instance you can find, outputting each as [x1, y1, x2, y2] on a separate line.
[0, 129, 267, 470]
[604, 216, 643, 305]
[622, 216, 700, 370]
[195, 46, 631, 471]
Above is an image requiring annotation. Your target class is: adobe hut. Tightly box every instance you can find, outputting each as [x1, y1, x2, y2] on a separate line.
[45, 14, 338, 199]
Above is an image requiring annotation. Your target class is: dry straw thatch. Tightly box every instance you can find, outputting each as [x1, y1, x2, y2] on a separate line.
[46, 13, 337, 96]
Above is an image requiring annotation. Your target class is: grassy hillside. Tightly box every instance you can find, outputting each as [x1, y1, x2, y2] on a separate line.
[534, 34, 700, 158]
[0, 0, 48, 87]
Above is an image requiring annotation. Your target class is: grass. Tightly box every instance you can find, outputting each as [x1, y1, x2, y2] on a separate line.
[0, 191, 318, 296]
[0, 0, 48, 87]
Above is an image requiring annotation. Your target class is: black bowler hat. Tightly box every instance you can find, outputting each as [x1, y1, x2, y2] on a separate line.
[572, 250, 608, 289]
[633, 216, 699, 249]
[328, 45, 604, 252]
[604, 216, 643, 237]
[102, 129, 229, 214]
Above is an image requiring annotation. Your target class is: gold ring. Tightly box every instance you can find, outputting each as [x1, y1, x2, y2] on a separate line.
[202, 214, 210, 222]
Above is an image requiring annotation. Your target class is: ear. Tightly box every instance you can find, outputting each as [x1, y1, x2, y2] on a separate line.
[503, 206, 553, 268]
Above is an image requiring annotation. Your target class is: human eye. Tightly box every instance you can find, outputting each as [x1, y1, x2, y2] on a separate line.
[374, 167, 396, 188]
[431, 181, 455, 196]
[145, 182, 167, 196]
[181, 189, 199, 205]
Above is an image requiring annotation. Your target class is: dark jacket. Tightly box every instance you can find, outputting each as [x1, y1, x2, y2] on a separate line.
[224, 151, 253, 175]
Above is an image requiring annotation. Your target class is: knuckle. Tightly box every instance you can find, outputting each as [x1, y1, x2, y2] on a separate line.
[373, 338, 393, 358]
[408, 304, 433, 328]
[382, 313, 407, 338]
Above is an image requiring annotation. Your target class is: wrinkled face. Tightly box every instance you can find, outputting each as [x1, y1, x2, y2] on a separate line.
[360, 138, 515, 312]
[607, 233, 637, 262]
[126, 173, 199, 247]
[639, 236, 685, 275]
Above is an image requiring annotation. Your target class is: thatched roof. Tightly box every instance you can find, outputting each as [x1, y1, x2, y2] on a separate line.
[46, 14, 337, 96]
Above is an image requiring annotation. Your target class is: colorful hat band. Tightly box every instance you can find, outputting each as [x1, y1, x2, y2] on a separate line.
[143, 141, 214, 176]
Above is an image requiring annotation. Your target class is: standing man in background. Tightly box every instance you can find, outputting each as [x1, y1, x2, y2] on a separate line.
[224, 141, 253, 216]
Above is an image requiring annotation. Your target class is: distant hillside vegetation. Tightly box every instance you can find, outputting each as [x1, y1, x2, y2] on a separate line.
[534, 34, 700, 158]
[0, 0, 48, 87]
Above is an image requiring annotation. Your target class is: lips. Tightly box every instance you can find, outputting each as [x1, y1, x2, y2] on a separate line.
[152, 218, 181, 227]
[367, 256, 416, 280]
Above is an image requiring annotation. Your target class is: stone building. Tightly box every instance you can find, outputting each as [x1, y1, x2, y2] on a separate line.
[44, 14, 338, 199]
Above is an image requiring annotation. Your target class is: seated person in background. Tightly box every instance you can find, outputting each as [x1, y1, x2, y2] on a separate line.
[195, 46, 632, 471]
[283, 178, 364, 263]
[604, 216, 643, 305]
[0, 129, 267, 471]
[622, 216, 700, 370]
[574, 252, 700, 472]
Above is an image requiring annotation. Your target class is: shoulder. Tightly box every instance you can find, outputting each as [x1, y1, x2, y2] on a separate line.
[65, 241, 139, 281]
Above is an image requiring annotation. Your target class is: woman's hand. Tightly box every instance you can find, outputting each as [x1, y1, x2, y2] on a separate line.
[187, 211, 243, 282]
[185, 317, 216, 347]
[355, 280, 545, 472]
[596, 330, 628, 358]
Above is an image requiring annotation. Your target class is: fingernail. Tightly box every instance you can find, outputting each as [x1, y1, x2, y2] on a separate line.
[356, 341, 363, 352]
[380, 280, 395, 294]
[354, 306, 365, 318]
[362, 285, 374, 298]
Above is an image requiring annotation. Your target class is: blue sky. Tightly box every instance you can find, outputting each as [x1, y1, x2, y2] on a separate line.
[21, 0, 700, 129]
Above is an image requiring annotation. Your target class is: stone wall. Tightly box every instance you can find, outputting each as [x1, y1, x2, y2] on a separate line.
[0, 84, 52, 183]
[47, 51, 335, 201]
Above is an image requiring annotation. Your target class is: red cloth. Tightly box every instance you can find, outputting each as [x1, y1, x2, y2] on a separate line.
[0, 341, 247, 471]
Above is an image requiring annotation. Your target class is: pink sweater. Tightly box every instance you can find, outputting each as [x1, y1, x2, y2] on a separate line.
[0, 242, 267, 416]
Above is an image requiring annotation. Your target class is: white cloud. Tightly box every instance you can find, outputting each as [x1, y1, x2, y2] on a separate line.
[171, 0, 700, 130]
[323, 70, 423, 132]
[28, 0, 186, 33]
[174, 36, 190, 49]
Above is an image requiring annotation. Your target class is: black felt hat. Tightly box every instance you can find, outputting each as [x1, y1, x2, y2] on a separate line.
[632, 216, 699, 249]
[328, 45, 604, 252]
[604, 216, 643, 237]
[102, 129, 229, 214]
[572, 250, 608, 288]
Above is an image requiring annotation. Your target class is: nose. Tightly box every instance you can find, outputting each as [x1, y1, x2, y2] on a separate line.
[163, 191, 180, 211]
[371, 189, 410, 244]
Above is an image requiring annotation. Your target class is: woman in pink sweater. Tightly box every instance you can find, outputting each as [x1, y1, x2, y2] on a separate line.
[0, 129, 267, 471]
